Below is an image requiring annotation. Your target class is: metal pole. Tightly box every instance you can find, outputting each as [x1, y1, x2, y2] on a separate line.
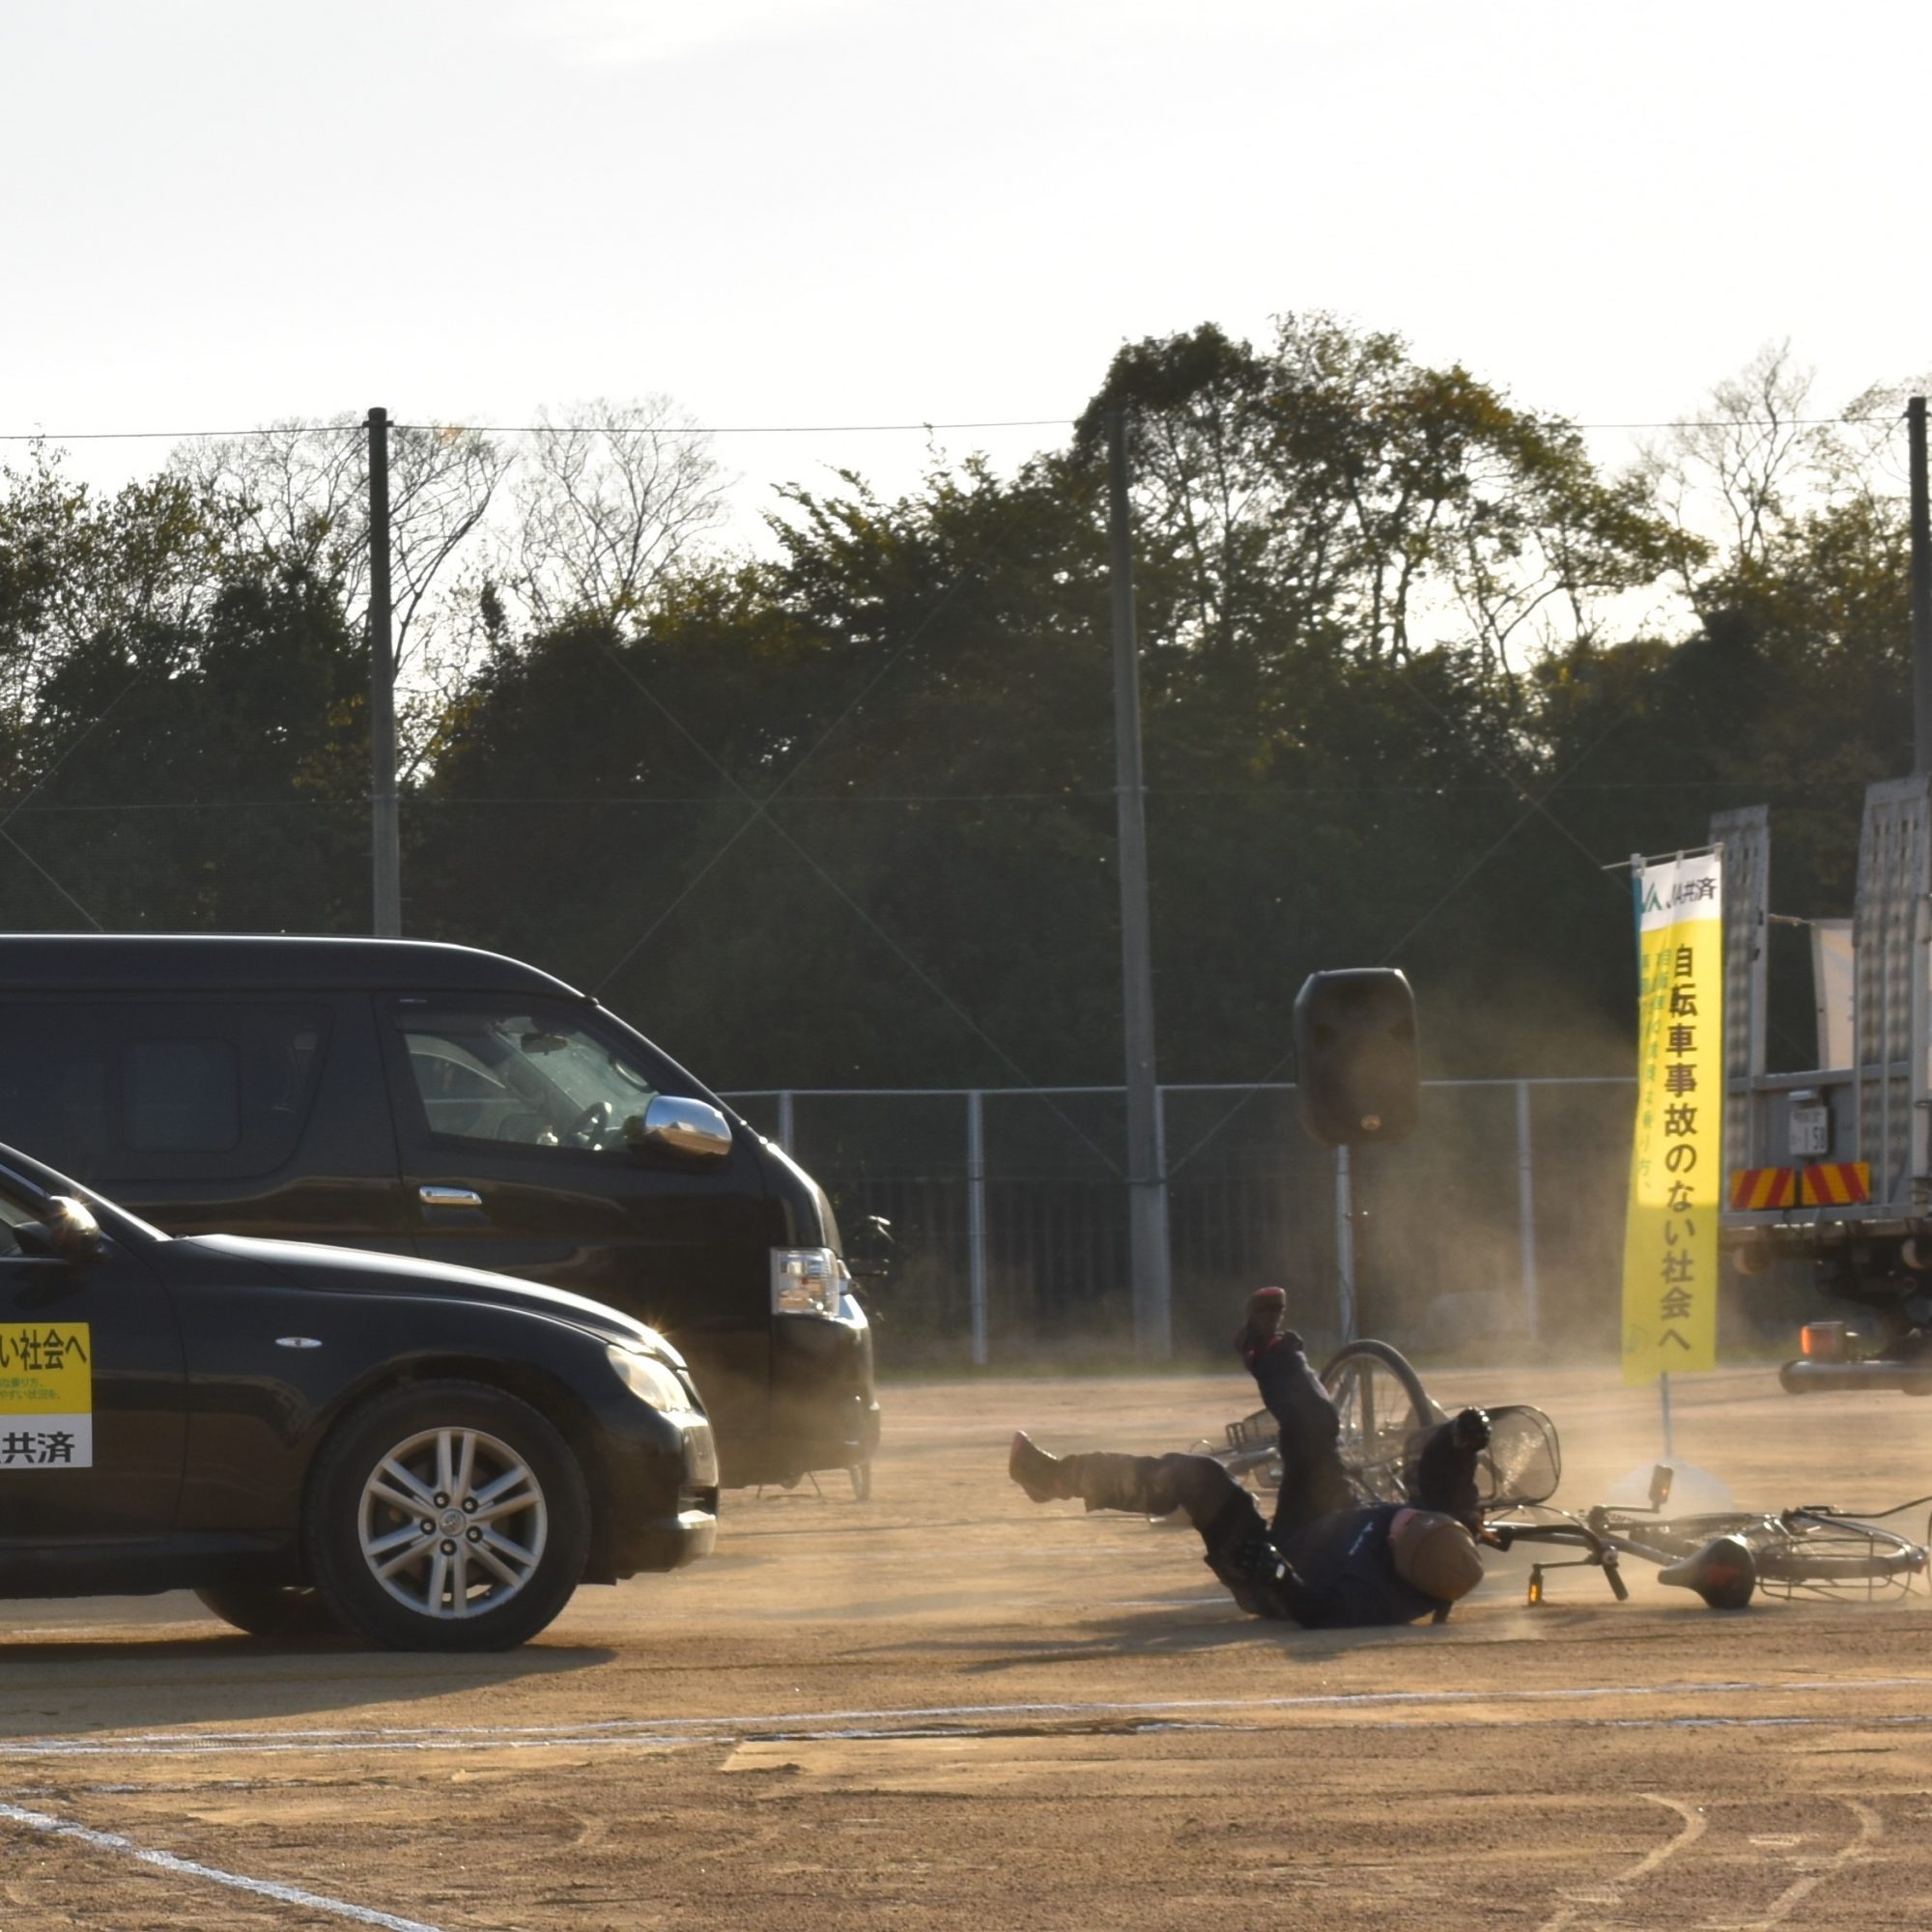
[1906, 403, 1932, 1225]
[777, 1090, 794, 1152]
[367, 407, 401, 938]
[1106, 409, 1172, 1358]
[967, 1089, 988, 1367]
[1153, 1082, 1171, 1315]
[1334, 1143, 1355, 1343]
[1515, 1079, 1540, 1340]
[1912, 398, 1932, 778]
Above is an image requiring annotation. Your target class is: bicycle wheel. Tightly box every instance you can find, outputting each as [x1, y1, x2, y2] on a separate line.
[1601, 1508, 1929, 1604]
[1320, 1340, 1442, 1503]
[1748, 1512, 1928, 1600]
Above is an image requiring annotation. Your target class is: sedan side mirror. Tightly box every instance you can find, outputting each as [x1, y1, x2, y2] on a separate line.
[15, 1195, 106, 1263]
[622, 1095, 733, 1164]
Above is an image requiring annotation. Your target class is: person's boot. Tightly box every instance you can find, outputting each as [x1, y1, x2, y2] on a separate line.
[1009, 1430, 1079, 1503]
[1236, 1286, 1289, 1368]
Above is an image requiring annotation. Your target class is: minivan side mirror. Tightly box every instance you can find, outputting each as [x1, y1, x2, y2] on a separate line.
[15, 1195, 106, 1263]
[623, 1095, 733, 1164]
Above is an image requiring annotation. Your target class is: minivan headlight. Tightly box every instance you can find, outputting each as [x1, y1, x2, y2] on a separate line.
[771, 1246, 846, 1317]
[607, 1344, 694, 1412]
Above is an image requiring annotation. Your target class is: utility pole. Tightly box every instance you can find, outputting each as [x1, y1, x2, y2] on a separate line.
[1106, 409, 1173, 1358]
[367, 406, 401, 937]
[1910, 396, 1932, 777]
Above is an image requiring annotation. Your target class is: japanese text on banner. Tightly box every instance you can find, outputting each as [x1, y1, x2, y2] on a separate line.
[0, 1321, 93, 1468]
[1622, 853, 1722, 1382]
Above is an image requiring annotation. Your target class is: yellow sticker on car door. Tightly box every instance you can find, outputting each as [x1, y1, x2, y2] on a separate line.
[0, 1323, 92, 1467]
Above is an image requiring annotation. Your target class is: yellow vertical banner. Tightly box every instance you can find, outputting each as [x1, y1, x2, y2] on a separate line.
[1622, 851, 1722, 1381]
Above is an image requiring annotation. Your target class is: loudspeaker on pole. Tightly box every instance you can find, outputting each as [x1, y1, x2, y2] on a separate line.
[1292, 968, 1420, 1146]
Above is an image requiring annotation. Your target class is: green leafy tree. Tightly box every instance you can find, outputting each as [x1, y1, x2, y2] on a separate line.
[10, 564, 368, 932]
[1077, 315, 1681, 677]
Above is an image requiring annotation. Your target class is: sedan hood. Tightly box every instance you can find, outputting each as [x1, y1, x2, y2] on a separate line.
[172, 1233, 681, 1363]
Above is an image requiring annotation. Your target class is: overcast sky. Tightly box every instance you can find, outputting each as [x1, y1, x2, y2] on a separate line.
[4, 0, 1927, 535]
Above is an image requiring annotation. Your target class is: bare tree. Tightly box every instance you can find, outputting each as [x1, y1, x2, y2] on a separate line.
[1819, 376, 1932, 507]
[1641, 342, 1833, 599]
[500, 397, 729, 630]
[175, 415, 511, 677]
[174, 419, 363, 582]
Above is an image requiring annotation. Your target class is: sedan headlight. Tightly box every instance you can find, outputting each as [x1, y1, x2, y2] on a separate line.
[607, 1344, 696, 1412]
[771, 1245, 847, 1317]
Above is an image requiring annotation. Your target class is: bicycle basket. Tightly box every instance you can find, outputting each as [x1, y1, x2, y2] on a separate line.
[1225, 1408, 1276, 1454]
[1476, 1404, 1561, 1508]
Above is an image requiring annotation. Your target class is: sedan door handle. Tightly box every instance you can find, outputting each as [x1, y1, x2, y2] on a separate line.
[418, 1184, 484, 1210]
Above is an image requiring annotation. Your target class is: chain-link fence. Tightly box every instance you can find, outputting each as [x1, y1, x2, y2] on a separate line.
[723, 1076, 1645, 1370]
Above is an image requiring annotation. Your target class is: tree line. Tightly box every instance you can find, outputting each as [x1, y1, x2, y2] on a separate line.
[0, 323, 1915, 1089]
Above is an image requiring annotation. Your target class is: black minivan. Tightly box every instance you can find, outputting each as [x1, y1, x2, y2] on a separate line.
[0, 935, 878, 1489]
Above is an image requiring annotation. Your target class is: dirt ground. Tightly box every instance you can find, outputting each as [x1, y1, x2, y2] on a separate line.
[6, 1362, 1932, 1930]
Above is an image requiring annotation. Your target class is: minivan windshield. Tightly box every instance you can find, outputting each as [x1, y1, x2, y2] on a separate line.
[396, 1008, 660, 1151]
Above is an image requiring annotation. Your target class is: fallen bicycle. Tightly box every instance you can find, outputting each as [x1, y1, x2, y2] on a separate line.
[1202, 1339, 1931, 1611]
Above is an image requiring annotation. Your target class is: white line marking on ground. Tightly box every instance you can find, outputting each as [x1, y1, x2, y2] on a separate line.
[1538, 1795, 1705, 1931]
[0, 1802, 445, 1932]
[10, 1667, 1929, 1747]
[1737, 1798, 1880, 1929]
[3, 1712, 1928, 1757]
[0, 1671, 1927, 1759]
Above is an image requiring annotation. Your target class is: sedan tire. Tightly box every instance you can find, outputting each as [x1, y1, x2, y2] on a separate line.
[193, 1581, 341, 1641]
[305, 1380, 590, 1652]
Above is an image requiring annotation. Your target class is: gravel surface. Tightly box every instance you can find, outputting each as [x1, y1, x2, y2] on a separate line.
[3, 1363, 1931, 1929]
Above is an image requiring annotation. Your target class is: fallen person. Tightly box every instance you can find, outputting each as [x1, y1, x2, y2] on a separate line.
[1008, 1288, 1489, 1627]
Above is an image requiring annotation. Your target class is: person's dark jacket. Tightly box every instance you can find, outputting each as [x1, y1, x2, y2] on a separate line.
[1275, 1502, 1442, 1628]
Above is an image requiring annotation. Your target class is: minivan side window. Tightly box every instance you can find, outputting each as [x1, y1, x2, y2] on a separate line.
[392, 1005, 665, 1153]
[0, 1004, 331, 1182]
[125, 1039, 240, 1152]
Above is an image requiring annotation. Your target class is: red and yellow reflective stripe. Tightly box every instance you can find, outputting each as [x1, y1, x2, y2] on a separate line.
[1799, 1162, 1871, 1207]
[1728, 1167, 1797, 1211]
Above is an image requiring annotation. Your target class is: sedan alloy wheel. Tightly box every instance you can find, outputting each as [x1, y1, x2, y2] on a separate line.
[307, 1380, 590, 1651]
[359, 1424, 550, 1619]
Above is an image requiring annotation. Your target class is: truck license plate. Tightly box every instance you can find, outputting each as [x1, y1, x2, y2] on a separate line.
[1788, 1104, 1830, 1157]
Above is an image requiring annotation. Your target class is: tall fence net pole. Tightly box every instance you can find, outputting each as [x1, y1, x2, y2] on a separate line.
[1517, 1078, 1541, 1340]
[967, 1089, 988, 1366]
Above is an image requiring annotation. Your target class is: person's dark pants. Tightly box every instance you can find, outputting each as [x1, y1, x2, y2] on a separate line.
[1269, 1447, 1362, 1537]
[1054, 1450, 1309, 1617]
[1413, 1422, 1482, 1528]
[1057, 1419, 1477, 1533]
[1057, 1450, 1265, 1553]
[1052, 1445, 1488, 1625]
[1056, 1387, 1491, 1598]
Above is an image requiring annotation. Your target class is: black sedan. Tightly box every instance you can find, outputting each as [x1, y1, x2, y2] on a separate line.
[0, 1142, 717, 1650]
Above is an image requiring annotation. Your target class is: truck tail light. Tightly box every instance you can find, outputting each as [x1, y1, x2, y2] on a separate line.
[1801, 1321, 1849, 1362]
